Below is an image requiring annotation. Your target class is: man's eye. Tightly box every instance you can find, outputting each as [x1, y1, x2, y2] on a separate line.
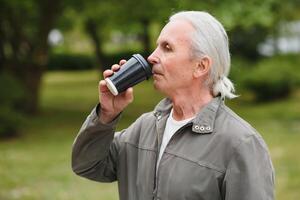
[164, 44, 171, 51]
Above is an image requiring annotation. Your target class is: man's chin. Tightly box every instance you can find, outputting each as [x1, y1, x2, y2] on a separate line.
[153, 82, 166, 93]
[153, 81, 160, 90]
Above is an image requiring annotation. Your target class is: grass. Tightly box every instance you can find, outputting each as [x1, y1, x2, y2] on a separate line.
[0, 70, 299, 199]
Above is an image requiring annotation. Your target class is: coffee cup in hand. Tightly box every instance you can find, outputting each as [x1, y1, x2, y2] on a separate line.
[105, 54, 152, 96]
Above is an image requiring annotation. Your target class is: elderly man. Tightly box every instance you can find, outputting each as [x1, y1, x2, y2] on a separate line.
[72, 11, 275, 200]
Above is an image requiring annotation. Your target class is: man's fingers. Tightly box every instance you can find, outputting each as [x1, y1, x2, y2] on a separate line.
[124, 87, 134, 103]
[105, 60, 126, 78]
[99, 80, 109, 92]
[119, 59, 127, 66]
[103, 69, 114, 78]
[111, 64, 120, 72]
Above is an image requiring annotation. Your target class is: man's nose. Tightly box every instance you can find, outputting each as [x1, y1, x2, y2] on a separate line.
[147, 48, 159, 65]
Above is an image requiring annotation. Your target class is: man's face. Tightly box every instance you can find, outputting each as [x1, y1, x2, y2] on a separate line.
[147, 20, 198, 95]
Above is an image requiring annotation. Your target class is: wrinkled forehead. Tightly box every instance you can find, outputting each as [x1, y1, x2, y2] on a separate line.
[157, 20, 195, 45]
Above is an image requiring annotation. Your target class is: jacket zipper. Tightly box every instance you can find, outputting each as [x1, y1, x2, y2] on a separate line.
[153, 121, 193, 198]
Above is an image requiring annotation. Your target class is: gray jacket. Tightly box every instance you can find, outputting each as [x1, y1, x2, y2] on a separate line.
[72, 97, 275, 200]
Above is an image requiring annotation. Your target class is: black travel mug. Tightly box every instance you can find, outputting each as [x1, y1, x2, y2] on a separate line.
[105, 54, 152, 96]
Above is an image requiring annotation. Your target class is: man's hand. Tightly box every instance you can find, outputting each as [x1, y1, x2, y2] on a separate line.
[98, 60, 134, 124]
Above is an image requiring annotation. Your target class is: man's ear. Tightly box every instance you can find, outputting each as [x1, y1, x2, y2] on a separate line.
[193, 56, 212, 78]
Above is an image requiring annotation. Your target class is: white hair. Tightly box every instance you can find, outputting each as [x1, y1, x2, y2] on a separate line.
[169, 11, 237, 99]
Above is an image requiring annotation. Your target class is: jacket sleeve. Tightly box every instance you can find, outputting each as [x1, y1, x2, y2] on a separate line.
[222, 135, 275, 200]
[71, 105, 123, 182]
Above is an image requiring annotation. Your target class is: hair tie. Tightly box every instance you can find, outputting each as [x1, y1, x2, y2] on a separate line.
[219, 75, 225, 81]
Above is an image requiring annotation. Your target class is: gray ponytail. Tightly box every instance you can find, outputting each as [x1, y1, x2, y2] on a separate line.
[213, 76, 237, 99]
[170, 11, 238, 99]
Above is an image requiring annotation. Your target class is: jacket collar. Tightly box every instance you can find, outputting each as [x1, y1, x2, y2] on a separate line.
[153, 97, 222, 134]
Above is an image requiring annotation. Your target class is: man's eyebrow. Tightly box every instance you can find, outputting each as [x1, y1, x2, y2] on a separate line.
[156, 39, 172, 45]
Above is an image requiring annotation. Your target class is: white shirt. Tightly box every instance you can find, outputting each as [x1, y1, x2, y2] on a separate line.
[156, 109, 194, 172]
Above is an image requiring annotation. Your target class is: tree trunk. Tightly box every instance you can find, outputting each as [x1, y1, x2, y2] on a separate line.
[85, 18, 106, 71]
[21, 0, 62, 114]
[19, 64, 44, 114]
[140, 19, 151, 55]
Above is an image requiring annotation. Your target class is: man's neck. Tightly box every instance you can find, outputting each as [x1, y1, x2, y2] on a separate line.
[170, 89, 213, 121]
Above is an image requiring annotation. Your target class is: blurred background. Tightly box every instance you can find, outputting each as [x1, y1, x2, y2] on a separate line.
[0, 0, 300, 199]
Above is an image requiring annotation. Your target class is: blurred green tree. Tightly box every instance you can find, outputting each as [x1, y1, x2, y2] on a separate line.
[0, 73, 24, 138]
[63, 0, 119, 71]
[116, 0, 179, 55]
[176, 0, 300, 59]
[64, 0, 179, 71]
[0, 0, 63, 114]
